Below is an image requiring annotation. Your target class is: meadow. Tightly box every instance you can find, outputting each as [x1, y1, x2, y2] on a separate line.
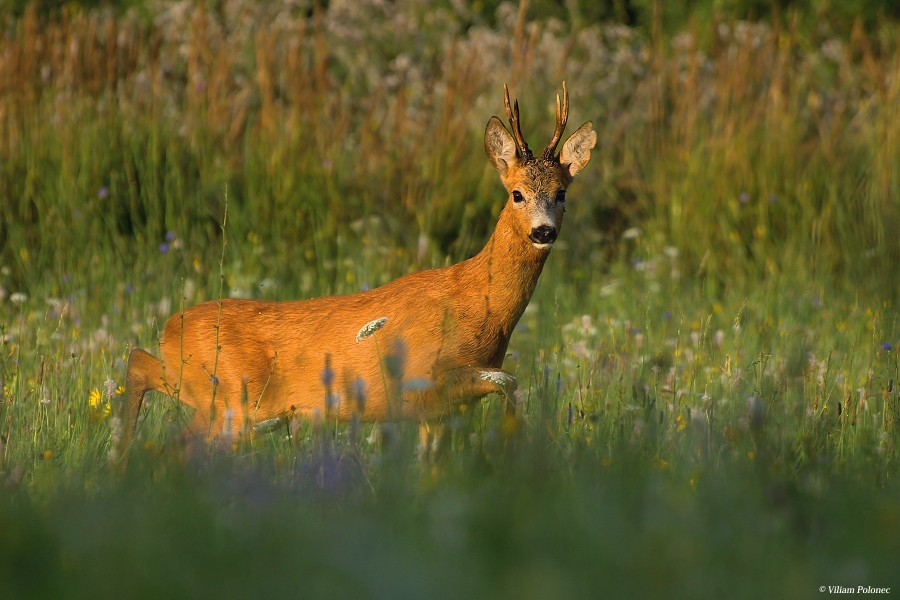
[0, 1, 899, 597]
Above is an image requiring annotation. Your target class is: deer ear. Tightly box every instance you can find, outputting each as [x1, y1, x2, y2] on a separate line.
[560, 122, 596, 177]
[484, 117, 518, 175]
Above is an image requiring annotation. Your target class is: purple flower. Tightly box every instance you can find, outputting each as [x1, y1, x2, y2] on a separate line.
[662, 311, 672, 321]
[97, 186, 109, 199]
[320, 365, 335, 388]
[159, 243, 170, 253]
[361, 283, 370, 291]
[353, 377, 367, 412]
[125, 284, 135, 294]
[165, 231, 176, 242]
[739, 191, 750, 204]
[811, 297, 821, 308]
[882, 343, 892, 351]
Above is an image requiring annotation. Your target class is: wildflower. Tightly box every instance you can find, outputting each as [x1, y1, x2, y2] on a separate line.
[103, 378, 117, 398]
[882, 342, 892, 351]
[97, 186, 109, 199]
[662, 311, 671, 321]
[89, 389, 102, 407]
[159, 243, 170, 254]
[622, 227, 641, 239]
[209, 374, 219, 386]
[253, 418, 282, 433]
[385, 340, 406, 380]
[222, 409, 235, 445]
[326, 391, 341, 413]
[10, 292, 27, 304]
[714, 329, 725, 347]
[356, 317, 388, 342]
[739, 191, 750, 204]
[402, 378, 435, 392]
[165, 231, 176, 242]
[354, 377, 367, 413]
[320, 355, 334, 388]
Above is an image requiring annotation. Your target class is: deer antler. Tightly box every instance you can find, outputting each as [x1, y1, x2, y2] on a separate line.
[543, 81, 569, 161]
[504, 84, 533, 161]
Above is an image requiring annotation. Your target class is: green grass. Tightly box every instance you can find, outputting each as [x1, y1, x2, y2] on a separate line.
[1, 1, 899, 598]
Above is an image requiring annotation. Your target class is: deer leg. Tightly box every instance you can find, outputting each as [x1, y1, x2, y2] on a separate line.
[441, 366, 517, 408]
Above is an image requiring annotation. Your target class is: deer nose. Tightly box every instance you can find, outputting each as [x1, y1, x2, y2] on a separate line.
[530, 225, 557, 245]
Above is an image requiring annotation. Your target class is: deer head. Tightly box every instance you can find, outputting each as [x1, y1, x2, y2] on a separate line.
[484, 82, 596, 249]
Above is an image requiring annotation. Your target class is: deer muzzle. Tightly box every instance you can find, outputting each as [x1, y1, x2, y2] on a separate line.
[529, 225, 558, 247]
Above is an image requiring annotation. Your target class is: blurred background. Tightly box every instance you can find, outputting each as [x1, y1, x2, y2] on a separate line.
[1, 0, 899, 304]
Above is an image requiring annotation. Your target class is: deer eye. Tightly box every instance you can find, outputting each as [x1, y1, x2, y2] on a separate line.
[556, 190, 566, 203]
[512, 190, 524, 203]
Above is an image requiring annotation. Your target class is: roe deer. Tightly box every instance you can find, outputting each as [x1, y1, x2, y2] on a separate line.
[121, 83, 595, 453]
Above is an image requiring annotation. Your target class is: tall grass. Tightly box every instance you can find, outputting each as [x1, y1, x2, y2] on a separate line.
[1, 1, 899, 296]
[0, 1, 899, 597]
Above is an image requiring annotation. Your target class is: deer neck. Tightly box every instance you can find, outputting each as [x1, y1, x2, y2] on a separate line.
[463, 202, 550, 334]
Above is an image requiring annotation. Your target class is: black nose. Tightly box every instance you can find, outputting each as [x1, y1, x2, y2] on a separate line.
[530, 225, 557, 245]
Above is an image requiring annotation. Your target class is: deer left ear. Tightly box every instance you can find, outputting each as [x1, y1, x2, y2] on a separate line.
[560, 122, 596, 177]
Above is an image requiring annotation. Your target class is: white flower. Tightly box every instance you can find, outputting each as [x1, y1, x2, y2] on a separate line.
[253, 418, 282, 433]
[356, 317, 388, 342]
[10, 292, 27, 304]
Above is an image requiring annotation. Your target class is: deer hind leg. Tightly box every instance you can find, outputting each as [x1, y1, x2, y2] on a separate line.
[119, 349, 164, 463]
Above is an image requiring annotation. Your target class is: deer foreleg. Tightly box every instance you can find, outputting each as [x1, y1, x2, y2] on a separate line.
[441, 366, 517, 409]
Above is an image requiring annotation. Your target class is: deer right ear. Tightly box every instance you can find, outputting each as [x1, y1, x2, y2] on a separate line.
[484, 117, 518, 175]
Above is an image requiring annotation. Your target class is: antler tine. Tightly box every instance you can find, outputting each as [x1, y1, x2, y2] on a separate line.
[543, 81, 569, 160]
[504, 84, 533, 160]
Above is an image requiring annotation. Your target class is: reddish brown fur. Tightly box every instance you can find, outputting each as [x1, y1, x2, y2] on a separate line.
[121, 85, 595, 453]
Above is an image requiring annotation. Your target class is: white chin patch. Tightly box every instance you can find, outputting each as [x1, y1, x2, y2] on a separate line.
[532, 242, 553, 250]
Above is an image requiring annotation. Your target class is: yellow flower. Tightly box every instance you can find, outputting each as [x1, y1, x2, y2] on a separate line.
[43, 450, 52, 460]
[115, 386, 125, 395]
[676, 414, 687, 431]
[89, 389, 102, 407]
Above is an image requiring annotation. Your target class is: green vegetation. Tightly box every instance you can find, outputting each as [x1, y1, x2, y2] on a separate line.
[0, 1, 898, 597]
